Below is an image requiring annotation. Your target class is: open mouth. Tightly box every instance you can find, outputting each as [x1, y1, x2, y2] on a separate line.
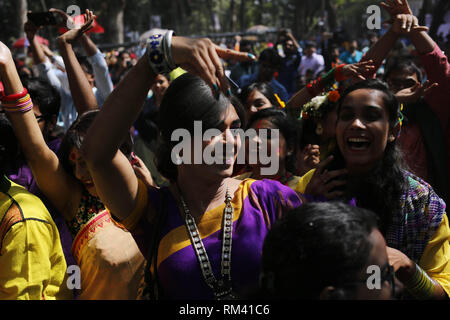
[346, 137, 371, 151]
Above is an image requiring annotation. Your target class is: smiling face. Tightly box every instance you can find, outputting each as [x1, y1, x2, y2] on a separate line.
[336, 89, 396, 174]
[247, 118, 287, 176]
[245, 89, 273, 118]
[182, 104, 242, 182]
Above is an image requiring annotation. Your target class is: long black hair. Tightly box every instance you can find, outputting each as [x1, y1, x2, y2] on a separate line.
[156, 73, 246, 183]
[260, 202, 379, 299]
[238, 82, 281, 109]
[329, 79, 407, 234]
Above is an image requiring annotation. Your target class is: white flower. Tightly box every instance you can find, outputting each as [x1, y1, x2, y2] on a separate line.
[310, 95, 327, 110]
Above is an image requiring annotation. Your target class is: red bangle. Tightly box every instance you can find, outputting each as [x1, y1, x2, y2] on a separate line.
[334, 64, 347, 82]
[1, 88, 28, 102]
[0, 81, 4, 100]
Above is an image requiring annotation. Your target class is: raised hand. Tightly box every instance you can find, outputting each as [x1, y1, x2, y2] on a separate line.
[340, 60, 376, 81]
[304, 156, 348, 200]
[171, 37, 256, 95]
[24, 19, 40, 40]
[381, 0, 413, 17]
[395, 80, 438, 104]
[390, 14, 428, 34]
[57, 9, 95, 45]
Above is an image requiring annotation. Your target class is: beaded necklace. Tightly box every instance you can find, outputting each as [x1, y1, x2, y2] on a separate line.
[177, 185, 237, 300]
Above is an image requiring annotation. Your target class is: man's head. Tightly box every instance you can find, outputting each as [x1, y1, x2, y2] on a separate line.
[384, 59, 422, 94]
[257, 48, 282, 82]
[77, 55, 95, 88]
[261, 202, 394, 300]
[305, 42, 317, 57]
[22, 78, 61, 139]
[349, 40, 359, 52]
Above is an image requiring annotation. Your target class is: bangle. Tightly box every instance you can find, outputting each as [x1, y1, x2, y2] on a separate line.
[146, 30, 177, 75]
[403, 264, 439, 299]
[2, 93, 34, 113]
[306, 67, 339, 97]
[1, 88, 28, 102]
[334, 64, 347, 82]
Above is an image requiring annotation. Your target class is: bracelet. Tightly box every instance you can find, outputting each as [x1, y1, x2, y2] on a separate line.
[305, 66, 340, 97]
[0, 81, 4, 100]
[146, 30, 177, 75]
[403, 264, 438, 299]
[334, 64, 347, 82]
[1, 88, 28, 102]
[2, 93, 34, 113]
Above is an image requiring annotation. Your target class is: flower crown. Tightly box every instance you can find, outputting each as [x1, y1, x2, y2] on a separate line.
[300, 89, 340, 120]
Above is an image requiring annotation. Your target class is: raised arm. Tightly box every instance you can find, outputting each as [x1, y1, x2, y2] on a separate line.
[24, 21, 47, 66]
[54, 9, 98, 115]
[286, 61, 375, 118]
[360, 0, 427, 78]
[81, 34, 254, 220]
[0, 41, 81, 220]
[79, 33, 114, 105]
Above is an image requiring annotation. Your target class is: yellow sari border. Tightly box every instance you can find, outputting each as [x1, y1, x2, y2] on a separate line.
[156, 179, 254, 268]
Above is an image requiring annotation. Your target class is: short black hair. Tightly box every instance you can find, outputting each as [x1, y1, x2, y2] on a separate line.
[384, 59, 423, 83]
[246, 108, 300, 174]
[258, 48, 282, 69]
[76, 54, 94, 75]
[261, 202, 379, 299]
[22, 77, 60, 118]
[239, 82, 280, 108]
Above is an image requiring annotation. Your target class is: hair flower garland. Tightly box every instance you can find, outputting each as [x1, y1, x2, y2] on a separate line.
[300, 90, 341, 120]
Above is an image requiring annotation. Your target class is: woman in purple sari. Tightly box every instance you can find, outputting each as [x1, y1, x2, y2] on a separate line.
[81, 33, 303, 299]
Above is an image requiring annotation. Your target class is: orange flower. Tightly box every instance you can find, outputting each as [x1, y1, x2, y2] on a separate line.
[328, 90, 340, 103]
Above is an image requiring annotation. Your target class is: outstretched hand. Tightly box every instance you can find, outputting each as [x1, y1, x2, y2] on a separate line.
[395, 80, 438, 104]
[341, 60, 376, 81]
[171, 37, 256, 95]
[57, 9, 96, 45]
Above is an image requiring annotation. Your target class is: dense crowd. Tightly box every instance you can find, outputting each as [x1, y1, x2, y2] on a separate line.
[0, 0, 449, 300]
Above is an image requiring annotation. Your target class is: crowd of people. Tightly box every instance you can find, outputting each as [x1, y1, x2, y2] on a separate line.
[0, 0, 448, 300]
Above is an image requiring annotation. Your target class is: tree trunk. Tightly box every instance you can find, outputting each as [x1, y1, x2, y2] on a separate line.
[239, 0, 246, 31]
[11, 0, 27, 41]
[101, 0, 126, 44]
[325, 0, 337, 31]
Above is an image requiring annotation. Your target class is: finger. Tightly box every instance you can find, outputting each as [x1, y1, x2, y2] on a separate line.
[326, 169, 348, 181]
[401, 15, 407, 29]
[215, 46, 256, 62]
[410, 82, 420, 92]
[210, 45, 230, 95]
[325, 179, 347, 192]
[411, 25, 429, 32]
[192, 56, 219, 96]
[315, 155, 334, 175]
[406, 15, 413, 32]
